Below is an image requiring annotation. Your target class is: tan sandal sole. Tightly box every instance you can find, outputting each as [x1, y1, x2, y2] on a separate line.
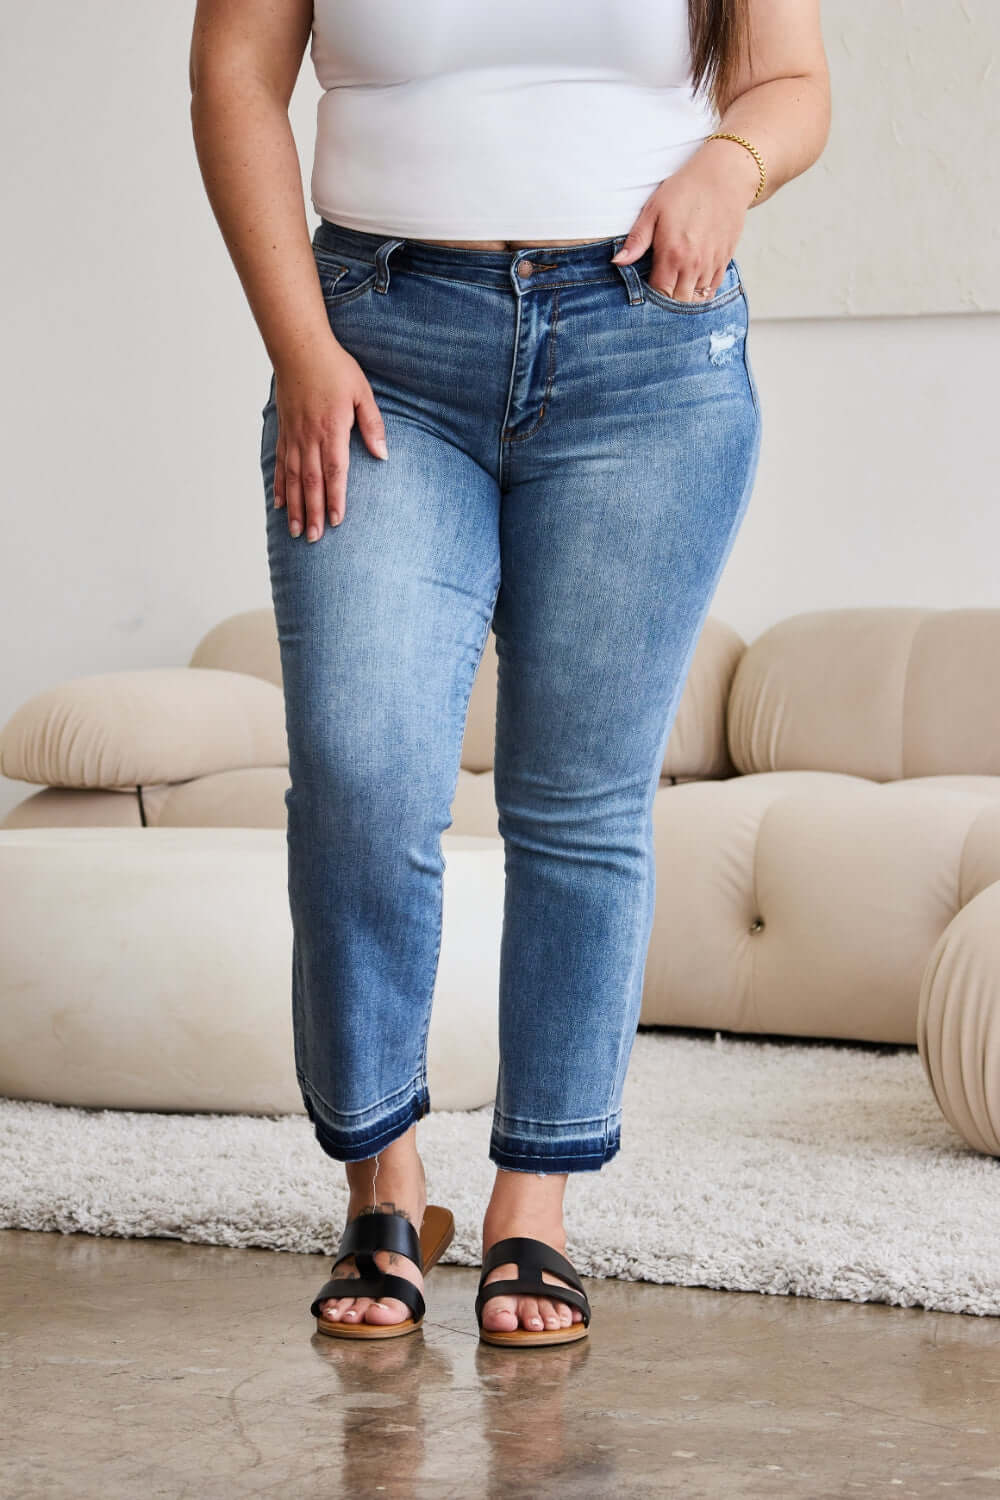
[315, 1203, 455, 1340]
[479, 1321, 590, 1348]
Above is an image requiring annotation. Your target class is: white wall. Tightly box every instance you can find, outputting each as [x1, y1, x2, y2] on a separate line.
[742, 0, 999, 318]
[1, 2, 997, 824]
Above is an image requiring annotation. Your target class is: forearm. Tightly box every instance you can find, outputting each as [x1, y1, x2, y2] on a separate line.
[688, 73, 832, 208]
[190, 76, 332, 374]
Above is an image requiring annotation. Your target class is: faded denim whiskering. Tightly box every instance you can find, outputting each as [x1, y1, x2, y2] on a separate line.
[259, 219, 762, 1174]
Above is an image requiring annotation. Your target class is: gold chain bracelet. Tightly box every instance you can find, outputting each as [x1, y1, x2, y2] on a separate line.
[703, 132, 767, 202]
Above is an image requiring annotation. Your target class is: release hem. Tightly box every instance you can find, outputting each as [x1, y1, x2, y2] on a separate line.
[299, 1076, 432, 1163]
[489, 1128, 622, 1176]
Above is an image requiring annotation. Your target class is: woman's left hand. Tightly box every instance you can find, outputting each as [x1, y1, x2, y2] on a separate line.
[610, 144, 760, 302]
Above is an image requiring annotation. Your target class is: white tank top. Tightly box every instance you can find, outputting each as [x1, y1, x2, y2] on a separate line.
[308, 1, 718, 239]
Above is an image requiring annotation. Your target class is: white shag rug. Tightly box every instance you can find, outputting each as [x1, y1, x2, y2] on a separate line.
[2, 1030, 997, 1318]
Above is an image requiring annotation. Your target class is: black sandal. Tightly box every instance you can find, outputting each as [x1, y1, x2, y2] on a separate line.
[475, 1236, 592, 1347]
[311, 1204, 454, 1340]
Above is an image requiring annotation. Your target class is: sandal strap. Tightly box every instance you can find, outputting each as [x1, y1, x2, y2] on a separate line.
[478, 1236, 586, 1293]
[475, 1276, 591, 1327]
[311, 1274, 383, 1316]
[310, 1271, 425, 1323]
[371, 1273, 425, 1322]
[475, 1237, 591, 1327]
[310, 1210, 426, 1321]
[333, 1209, 424, 1271]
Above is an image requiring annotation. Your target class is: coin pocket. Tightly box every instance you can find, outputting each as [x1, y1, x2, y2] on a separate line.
[640, 259, 742, 313]
[313, 250, 378, 306]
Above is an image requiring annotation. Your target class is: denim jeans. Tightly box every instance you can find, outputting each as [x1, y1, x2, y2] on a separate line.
[259, 218, 762, 1174]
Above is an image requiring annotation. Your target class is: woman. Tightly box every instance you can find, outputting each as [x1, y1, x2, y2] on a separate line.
[190, 0, 830, 1347]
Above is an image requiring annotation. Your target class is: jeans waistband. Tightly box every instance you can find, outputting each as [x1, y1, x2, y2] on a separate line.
[313, 216, 648, 296]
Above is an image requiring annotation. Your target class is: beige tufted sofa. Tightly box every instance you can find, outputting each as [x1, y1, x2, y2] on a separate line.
[2, 605, 999, 1156]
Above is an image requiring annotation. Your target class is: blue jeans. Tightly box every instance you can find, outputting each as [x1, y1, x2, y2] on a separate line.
[260, 218, 762, 1174]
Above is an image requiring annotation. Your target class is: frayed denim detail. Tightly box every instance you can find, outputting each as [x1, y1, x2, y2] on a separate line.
[300, 1076, 431, 1162]
[708, 324, 743, 365]
[489, 1125, 621, 1175]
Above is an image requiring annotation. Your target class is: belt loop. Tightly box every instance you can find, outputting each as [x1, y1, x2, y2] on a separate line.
[610, 234, 644, 305]
[375, 237, 406, 294]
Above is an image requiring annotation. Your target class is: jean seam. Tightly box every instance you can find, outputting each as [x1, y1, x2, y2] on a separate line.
[488, 1133, 621, 1172]
[297, 1067, 426, 1126]
[641, 282, 743, 315]
[415, 571, 503, 1104]
[308, 1095, 430, 1162]
[501, 286, 560, 443]
[320, 277, 378, 309]
[380, 270, 628, 295]
[491, 1108, 620, 1131]
[739, 287, 761, 421]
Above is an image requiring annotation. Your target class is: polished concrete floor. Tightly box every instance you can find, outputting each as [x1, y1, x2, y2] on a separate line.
[2, 1228, 998, 1499]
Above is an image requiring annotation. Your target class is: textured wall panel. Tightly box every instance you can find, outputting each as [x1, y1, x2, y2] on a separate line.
[736, 0, 998, 318]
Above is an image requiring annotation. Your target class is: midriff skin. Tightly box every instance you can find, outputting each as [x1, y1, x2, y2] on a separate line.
[412, 236, 607, 249]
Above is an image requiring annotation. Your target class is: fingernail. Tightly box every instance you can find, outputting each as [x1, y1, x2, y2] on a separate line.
[289, 520, 302, 537]
[374, 439, 389, 460]
[306, 525, 319, 542]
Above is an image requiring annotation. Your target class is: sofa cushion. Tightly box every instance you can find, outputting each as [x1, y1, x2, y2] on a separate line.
[0, 668, 287, 789]
[0, 785, 144, 830]
[918, 877, 1000, 1156]
[140, 766, 292, 828]
[0, 826, 503, 1116]
[727, 607, 1000, 780]
[188, 608, 283, 689]
[642, 770, 1000, 1043]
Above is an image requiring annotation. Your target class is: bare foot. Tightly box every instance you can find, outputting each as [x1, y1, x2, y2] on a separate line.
[479, 1169, 585, 1334]
[319, 1130, 427, 1328]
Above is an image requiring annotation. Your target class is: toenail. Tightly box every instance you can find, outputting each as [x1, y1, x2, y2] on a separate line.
[530, 1317, 543, 1327]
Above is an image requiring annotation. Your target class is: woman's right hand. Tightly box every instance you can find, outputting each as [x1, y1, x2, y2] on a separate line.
[271, 340, 389, 541]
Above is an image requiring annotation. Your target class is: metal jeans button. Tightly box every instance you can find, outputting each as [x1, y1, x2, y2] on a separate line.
[517, 260, 535, 278]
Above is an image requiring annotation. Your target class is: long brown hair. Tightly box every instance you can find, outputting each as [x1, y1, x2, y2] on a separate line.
[688, 0, 754, 119]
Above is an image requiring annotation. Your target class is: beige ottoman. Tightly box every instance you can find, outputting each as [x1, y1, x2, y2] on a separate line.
[918, 877, 1000, 1157]
[0, 826, 504, 1117]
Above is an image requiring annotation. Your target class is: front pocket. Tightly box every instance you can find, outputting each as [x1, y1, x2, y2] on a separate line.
[313, 249, 378, 306]
[640, 259, 743, 314]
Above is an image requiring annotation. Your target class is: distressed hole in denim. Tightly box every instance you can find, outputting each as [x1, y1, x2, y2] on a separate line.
[708, 325, 742, 365]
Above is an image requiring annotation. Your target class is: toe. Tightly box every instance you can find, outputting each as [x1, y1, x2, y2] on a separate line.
[320, 1255, 362, 1321]
[536, 1297, 562, 1329]
[480, 1256, 586, 1334]
[541, 1270, 585, 1324]
[480, 1261, 521, 1331]
[482, 1294, 519, 1330]
[520, 1297, 544, 1332]
[341, 1296, 372, 1321]
[365, 1297, 412, 1325]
